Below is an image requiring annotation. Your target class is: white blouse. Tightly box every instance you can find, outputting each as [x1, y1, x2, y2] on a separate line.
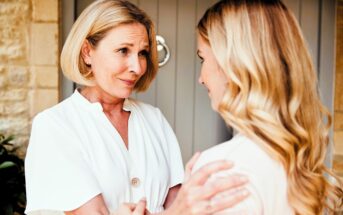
[192, 134, 294, 215]
[25, 90, 184, 214]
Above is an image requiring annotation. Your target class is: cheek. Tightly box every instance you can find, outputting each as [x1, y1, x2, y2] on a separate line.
[140, 58, 148, 76]
[201, 64, 211, 80]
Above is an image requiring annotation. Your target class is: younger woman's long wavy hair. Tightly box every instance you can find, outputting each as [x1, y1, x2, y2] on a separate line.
[198, 0, 343, 214]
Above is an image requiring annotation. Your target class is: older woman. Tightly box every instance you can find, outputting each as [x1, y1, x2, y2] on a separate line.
[24, 0, 249, 215]
[193, 0, 343, 214]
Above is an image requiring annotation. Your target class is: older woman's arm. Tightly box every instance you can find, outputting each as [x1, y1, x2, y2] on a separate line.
[64, 194, 109, 215]
[65, 194, 147, 215]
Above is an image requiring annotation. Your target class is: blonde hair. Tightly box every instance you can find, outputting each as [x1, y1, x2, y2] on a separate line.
[61, 0, 158, 92]
[198, 0, 343, 214]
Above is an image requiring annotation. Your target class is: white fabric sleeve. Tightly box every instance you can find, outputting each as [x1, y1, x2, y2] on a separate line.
[158, 109, 185, 188]
[25, 112, 101, 213]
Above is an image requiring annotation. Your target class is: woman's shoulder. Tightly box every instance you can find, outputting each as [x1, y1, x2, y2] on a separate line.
[32, 94, 78, 128]
[194, 134, 284, 177]
[194, 134, 292, 214]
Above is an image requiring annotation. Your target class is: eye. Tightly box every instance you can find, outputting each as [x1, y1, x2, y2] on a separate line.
[198, 56, 204, 64]
[117, 47, 128, 55]
[197, 52, 204, 64]
[138, 50, 149, 57]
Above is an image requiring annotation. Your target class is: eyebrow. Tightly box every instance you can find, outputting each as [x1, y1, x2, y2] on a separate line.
[119, 42, 149, 49]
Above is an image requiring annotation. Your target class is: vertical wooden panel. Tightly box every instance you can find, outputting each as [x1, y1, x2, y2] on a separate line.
[319, 0, 336, 167]
[175, 0, 196, 163]
[283, 0, 301, 21]
[76, 0, 94, 17]
[300, 0, 320, 72]
[156, 0, 177, 127]
[135, 0, 158, 105]
[61, 0, 76, 99]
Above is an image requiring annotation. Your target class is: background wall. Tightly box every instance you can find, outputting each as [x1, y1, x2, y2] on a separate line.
[0, 0, 59, 158]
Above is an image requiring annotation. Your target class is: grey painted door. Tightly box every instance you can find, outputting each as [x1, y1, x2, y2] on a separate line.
[62, 0, 336, 165]
[128, 0, 231, 164]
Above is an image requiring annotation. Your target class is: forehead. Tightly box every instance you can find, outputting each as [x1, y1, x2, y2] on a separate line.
[102, 23, 149, 45]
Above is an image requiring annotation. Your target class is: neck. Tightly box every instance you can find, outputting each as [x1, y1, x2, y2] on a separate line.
[80, 86, 126, 114]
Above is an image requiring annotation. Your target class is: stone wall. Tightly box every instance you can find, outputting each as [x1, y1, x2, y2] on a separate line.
[0, 0, 59, 158]
[334, 0, 343, 176]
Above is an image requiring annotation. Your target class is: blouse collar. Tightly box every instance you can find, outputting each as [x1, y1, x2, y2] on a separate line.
[72, 89, 133, 112]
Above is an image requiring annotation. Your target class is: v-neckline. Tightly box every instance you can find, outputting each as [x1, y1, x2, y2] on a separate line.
[100, 110, 132, 152]
[105, 111, 131, 149]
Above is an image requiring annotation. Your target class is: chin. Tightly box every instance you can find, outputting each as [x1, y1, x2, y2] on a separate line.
[105, 88, 133, 99]
[211, 101, 220, 112]
[118, 89, 134, 99]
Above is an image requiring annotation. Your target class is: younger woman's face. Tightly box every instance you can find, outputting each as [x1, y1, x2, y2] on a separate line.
[197, 35, 228, 111]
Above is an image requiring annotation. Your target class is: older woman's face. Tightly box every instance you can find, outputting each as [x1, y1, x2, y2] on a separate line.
[83, 23, 149, 99]
[197, 35, 228, 111]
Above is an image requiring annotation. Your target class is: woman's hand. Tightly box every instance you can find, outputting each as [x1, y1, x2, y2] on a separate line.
[163, 153, 249, 215]
[111, 198, 147, 215]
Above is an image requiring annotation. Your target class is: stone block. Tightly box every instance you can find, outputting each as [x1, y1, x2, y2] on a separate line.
[32, 0, 58, 22]
[0, 102, 4, 114]
[0, 117, 29, 135]
[33, 66, 59, 87]
[29, 89, 58, 117]
[0, 89, 27, 101]
[0, 66, 6, 73]
[0, 1, 29, 62]
[30, 23, 58, 66]
[0, 74, 7, 88]
[0, 101, 28, 116]
[8, 66, 29, 87]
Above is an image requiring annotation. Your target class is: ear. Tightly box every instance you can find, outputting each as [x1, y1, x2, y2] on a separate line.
[81, 40, 93, 65]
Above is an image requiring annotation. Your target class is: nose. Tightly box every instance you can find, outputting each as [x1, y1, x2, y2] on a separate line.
[198, 75, 204, 85]
[129, 55, 144, 75]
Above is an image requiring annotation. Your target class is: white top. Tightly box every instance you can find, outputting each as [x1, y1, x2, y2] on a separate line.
[192, 134, 294, 215]
[25, 90, 184, 214]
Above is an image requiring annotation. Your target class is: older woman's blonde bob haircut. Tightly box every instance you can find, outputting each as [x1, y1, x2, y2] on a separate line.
[198, 0, 342, 214]
[61, 0, 158, 92]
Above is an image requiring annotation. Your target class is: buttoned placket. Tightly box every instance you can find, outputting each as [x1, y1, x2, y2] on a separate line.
[126, 109, 144, 203]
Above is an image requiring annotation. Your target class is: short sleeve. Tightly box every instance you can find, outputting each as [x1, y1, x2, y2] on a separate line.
[25, 112, 101, 213]
[158, 109, 185, 188]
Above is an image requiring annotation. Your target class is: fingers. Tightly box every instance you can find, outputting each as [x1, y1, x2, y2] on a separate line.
[193, 188, 250, 214]
[184, 152, 201, 182]
[210, 187, 250, 213]
[187, 160, 234, 186]
[198, 175, 249, 200]
[122, 203, 136, 211]
[111, 203, 136, 215]
[133, 198, 147, 215]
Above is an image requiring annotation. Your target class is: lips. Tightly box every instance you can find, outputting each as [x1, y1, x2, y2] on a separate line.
[119, 79, 136, 86]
